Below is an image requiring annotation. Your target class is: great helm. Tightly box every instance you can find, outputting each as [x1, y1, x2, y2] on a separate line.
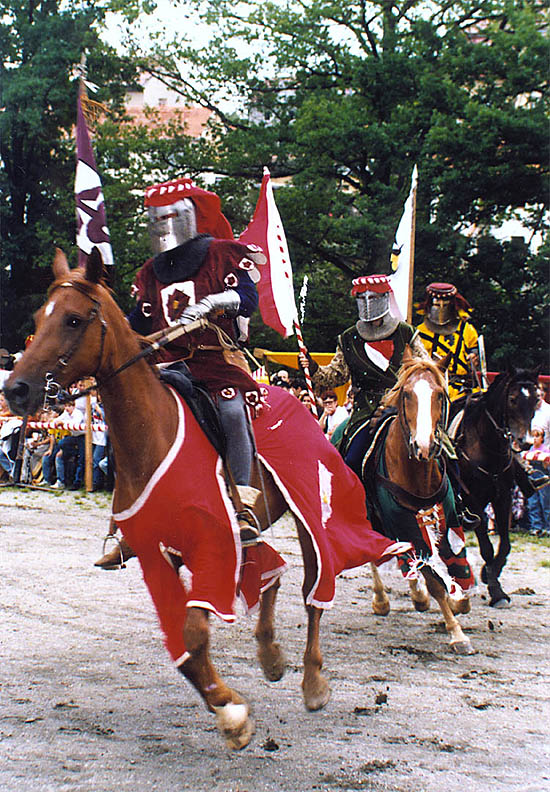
[419, 282, 472, 336]
[351, 274, 400, 340]
[144, 177, 234, 255]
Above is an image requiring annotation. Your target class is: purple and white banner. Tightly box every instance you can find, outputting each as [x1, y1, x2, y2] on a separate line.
[75, 95, 113, 267]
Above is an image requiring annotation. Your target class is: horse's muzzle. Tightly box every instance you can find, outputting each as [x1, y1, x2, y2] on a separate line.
[3, 377, 41, 416]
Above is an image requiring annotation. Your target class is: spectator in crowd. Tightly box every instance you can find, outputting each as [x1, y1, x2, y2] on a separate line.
[91, 393, 108, 491]
[21, 409, 51, 484]
[53, 402, 85, 490]
[0, 393, 21, 481]
[298, 390, 316, 414]
[318, 389, 349, 441]
[40, 406, 66, 487]
[524, 425, 550, 537]
[0, 348, 14, 389]
[290, 375, 306, 399]
[530, 383, 550, 447]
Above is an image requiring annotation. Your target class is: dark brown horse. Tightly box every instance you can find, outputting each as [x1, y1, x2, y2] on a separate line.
[364, 348, 475, 654]
[450, 365, 539, 607]
[4, 249, 332, 749]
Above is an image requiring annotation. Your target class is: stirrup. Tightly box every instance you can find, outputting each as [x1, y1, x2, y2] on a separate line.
[238, 508, 263, 547]
[461, 508, 481, 531]
[95, 534, 128, 569]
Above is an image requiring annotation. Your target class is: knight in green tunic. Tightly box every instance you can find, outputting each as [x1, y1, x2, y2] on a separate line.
[300, 274, 428, 476]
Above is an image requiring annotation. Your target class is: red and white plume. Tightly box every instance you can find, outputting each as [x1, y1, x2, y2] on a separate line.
[239, 168, 298, 337]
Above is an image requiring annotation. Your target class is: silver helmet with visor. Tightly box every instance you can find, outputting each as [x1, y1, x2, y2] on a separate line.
[147, 198, 197, 255]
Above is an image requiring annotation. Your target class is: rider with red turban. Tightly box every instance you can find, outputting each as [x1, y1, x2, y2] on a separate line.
[416, 282, 480, 402]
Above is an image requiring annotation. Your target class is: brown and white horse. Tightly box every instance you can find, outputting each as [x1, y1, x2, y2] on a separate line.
[364, 348, 475, 654]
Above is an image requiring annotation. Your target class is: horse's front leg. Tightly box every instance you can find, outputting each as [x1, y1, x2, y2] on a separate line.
[486, 496, 513, 607]
[422, 570, 474, 655]
[295, 521, 331, 710]
[408, 576, 430, 612]
[370, 562, 390, 615]
[255, 577, 286, 681]
[302, 604, 331, 711]
[180, 607, 254, 750]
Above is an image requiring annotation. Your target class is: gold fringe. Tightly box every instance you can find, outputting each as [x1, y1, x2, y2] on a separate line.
[80, 95, 108, 129]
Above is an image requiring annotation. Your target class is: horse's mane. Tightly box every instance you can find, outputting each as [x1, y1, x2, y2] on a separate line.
[381, 357, 447, 409]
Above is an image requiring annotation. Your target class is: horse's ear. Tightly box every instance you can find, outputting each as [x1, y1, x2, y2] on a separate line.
[402, 344, 415, 366]
[85, 247, 106, 284]
[53, 248, 71, 280]
[436, 352, 452, 373]
[505, 359, 516, 376]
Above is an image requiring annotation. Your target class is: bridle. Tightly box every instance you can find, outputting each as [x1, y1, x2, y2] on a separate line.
[457, 374, 535, 480]
[396, 372, 449, 460]
[43, 281, 107, 408]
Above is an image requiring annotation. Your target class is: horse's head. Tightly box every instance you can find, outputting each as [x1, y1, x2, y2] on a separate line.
[501, 363, 540, 441]
[4, 248, 112, 416]
[394, 346, 450, 461]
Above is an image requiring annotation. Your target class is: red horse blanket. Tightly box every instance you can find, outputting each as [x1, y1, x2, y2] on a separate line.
[113, 386, 410, 665]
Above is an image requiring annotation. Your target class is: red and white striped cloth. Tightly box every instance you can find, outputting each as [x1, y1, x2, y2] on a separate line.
[522, 448, 550, 465]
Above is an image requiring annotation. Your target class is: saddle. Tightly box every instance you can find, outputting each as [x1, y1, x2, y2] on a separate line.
[158, 361, 226, 458]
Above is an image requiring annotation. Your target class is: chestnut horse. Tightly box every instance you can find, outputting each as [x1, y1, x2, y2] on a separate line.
[5, 249, 407, 749]
[450, 365, 539, 606]
[364, 348, 475, 654]
[4, 250, 332, 750]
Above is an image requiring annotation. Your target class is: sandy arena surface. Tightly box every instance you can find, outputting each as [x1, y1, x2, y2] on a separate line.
[1, 485, 549, 792]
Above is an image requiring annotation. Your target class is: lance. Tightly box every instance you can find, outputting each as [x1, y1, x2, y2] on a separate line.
[293, 317, 319, 418]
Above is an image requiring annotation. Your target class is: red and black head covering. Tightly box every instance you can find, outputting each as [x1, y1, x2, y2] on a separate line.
[417, 282, 472, 319]
[144, 178, 234, 240]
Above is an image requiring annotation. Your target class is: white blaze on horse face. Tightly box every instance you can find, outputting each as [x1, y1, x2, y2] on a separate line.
[44, 299, 56, 317]
[413, 379, 434, 455]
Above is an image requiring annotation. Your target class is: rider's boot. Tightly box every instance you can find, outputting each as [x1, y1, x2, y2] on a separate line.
[94, 535, 136, 569]
[236, 485, 264, 547]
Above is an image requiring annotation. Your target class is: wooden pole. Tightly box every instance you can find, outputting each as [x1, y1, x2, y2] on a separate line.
[85, 392, 93, 492]
[406, 178, 417, 325]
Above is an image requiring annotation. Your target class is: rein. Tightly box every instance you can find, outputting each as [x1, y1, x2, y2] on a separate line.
[455, 376, 522, 481]
[373, 418, 450, 511]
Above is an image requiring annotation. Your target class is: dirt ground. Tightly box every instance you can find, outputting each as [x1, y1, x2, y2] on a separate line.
[1, 485, 549, 792]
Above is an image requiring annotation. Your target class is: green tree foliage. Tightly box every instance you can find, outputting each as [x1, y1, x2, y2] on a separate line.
[134, 0, 548, 366]
[0, 0, 142, 347]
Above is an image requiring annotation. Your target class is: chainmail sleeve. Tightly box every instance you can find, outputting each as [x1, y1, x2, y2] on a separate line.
[311, 342, 351, 389]
[410, 331, 431, 360]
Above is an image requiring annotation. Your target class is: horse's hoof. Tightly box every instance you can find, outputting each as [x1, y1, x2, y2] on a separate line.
[450, 597, 471, 615]
[451, 639, 475, 655]
[490, 596, 511, 609]
[302, 676, 331, 712]
[412, 598, 430, 613]
[372, 600, 390, 616]
[257, 642, 286, 682]
[213, 702, 254, 750]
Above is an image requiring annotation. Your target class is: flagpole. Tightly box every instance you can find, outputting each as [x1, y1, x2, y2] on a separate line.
[407, 174, 417, 324]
